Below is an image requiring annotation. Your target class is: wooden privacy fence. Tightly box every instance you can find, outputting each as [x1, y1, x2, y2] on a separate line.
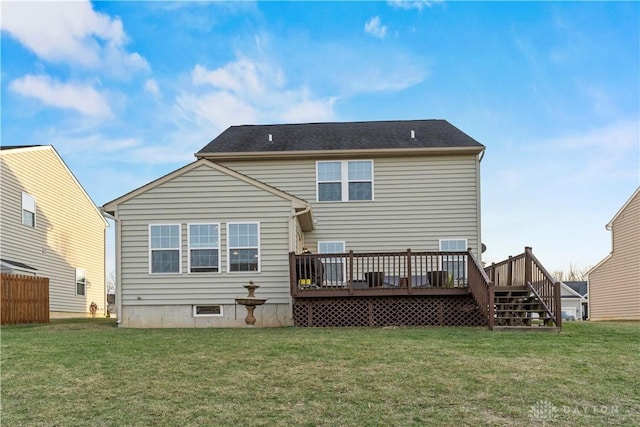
[1, 274, 49, 325]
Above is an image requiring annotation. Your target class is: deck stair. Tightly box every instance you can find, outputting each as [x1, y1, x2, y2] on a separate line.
[493, 286, 558, 331]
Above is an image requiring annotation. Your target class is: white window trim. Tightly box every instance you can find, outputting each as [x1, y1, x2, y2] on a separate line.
[148, 224, 182, 275]
[316, 160, 374, 202]
[227, 222, 261, 273]
[21, 191, 36, 227]
[193, 305, 224, 317]
[75, 268, 86, 296]
[187, 223, 221, 274]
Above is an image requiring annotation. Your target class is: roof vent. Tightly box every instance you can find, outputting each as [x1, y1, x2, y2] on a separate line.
[268, 134, 273, 142]
[410, 130, 416, 139]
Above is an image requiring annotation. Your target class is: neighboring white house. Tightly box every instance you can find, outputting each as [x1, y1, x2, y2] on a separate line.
[103, 120, 486, 328]
[588, 187, 640, 321]
[0, 145, 109, 317]
[560, 281, 588, 321]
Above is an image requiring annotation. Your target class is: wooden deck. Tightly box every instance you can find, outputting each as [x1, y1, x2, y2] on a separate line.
[289, 247, 562, 330]
[289, 249, 492, 327]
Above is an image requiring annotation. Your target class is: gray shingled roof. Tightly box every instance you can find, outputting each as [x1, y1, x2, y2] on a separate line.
[563, 281, 588, 297]
[196, 120, 484, 154]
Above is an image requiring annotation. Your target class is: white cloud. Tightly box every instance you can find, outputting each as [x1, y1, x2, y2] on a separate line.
[144, 79, 161, 97]
[388, 0, 440, 11]
[8, 74, 112, 118]
[551, 119, 639, 151]
[177, 57, 336, 132]
[1, 0, 148, 76]
[364, 16, 387, 39]
[548, 119, 640, 183]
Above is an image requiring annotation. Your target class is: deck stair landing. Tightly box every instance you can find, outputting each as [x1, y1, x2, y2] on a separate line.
[493, 286, 559, 332]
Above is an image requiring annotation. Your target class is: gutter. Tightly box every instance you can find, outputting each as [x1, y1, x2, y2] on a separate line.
[196, 146, 485, 161]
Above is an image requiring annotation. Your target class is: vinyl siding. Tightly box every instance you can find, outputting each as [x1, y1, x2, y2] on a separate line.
[115, 164, 293, 307]
[589, 190, 640, 320]
[217, 154, 481, 254]
[0, 148, 106, 314]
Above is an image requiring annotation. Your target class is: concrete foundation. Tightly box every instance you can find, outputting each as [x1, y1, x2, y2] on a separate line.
[118, 303, 293, 328]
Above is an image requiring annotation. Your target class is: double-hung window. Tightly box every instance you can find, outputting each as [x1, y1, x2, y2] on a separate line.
[439, 239, 467, 286]
[76, 269, 86, 296]
[149, 224, 181, 274]
[22, 192, 36, 227]
[188, 224, 220, 273]
[228, 223, 260, 272]
[317, 160, 373, 202]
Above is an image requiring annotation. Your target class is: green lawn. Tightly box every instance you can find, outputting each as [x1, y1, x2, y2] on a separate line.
[1, 320, 639, 426]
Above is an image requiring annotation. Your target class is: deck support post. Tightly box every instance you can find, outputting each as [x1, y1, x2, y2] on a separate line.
[488, 284, 495, 330]
[524, 246, 533, 286]
[406, 248, 412, 294]
[554, 281, 562, 328]
[289, 252, 298, 297]
[348, 250, 354, 295]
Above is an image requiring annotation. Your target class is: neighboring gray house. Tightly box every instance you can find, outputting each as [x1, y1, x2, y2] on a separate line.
[103, 120, 486, 328]
[560, 281, 588, 321]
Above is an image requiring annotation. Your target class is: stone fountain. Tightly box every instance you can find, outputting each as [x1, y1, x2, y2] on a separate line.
[235, 281, 267, 327]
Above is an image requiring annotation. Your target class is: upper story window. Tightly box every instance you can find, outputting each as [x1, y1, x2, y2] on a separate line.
[149, 224, 181, 274]
[228, 222, 260, 272]
[22, 192, 36, 227]
[76, 269, 86, 296]
[188, 223, 220, 273]
[317, 160, 373, 202]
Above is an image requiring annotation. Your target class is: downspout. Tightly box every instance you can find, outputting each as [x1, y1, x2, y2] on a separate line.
[103, 218, 109, 318]
[102, 209, 122, 326]
[290, 203, 311, 252]
[476, 150, 484, 261]
[288, 203, 312, 324]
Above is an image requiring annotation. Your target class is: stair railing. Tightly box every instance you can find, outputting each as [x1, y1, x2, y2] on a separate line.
[485, 247, 562, 329]
[467, 249, 494, 329]
[525, 247, 562, 328]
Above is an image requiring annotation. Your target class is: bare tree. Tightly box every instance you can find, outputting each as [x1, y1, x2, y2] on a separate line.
[552, 264, 591, 282]
[107, 270, 116, 295]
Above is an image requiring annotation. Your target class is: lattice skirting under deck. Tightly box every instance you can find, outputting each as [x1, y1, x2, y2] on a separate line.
[293, 295, 487, 327]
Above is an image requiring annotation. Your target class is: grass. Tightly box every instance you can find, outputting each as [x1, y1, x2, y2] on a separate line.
[1, 320, 639, 426]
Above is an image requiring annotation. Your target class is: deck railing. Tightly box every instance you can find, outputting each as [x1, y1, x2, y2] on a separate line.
[467, 250, 494, 329]
[290, 249, 478, 298]
[485, 247, 562, 328]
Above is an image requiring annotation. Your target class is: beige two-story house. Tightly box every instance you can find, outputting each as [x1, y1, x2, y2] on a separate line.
[1, 146, 108, 317]
[103, 120, 486, 328]
[588, 187, 640, 321]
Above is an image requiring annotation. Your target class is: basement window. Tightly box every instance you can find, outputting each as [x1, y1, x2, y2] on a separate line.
[193, 305, 223, 317]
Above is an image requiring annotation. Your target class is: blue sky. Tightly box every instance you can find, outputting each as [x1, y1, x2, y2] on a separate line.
[2, 1, 639, 275]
